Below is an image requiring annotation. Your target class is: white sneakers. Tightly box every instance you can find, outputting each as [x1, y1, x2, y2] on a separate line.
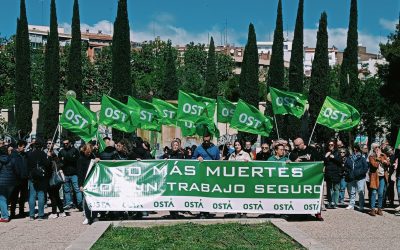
[60, 212, 67, 217]
[395, 206, 400, 212]
[346, 205, 354, 210]
[82, 218, 89, 225]
[49, 214, 58, 219]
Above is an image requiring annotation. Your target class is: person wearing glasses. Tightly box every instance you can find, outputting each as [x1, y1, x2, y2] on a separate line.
[267, 144, 289, 162]
[324, 140, 341, 209]
[289, 137, 321, 162]
[256, 142, 271, 161]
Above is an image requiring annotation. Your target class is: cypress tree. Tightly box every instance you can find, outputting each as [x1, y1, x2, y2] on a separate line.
[162, 40, 178, 100]
[15, 0, 32, 138]
[288, 0, 304, 93]
[267, 0, 284, 89]
[203, 36, 217, 98]
[238, 23, 259, 143]
[67, 0, 82, 101]
[287, 0, 304, 140]
[308, 12, 332, 143]
[111, 0, 132, 140]
[38, 0, 60, 139]
[339, 0, 359, 105]
[265, 0, 286, 140]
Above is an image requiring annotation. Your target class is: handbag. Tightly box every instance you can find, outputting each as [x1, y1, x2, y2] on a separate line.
[49, 161, 65, 187]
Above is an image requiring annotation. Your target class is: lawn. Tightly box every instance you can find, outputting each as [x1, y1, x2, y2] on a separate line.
[91, 222, 304, 250]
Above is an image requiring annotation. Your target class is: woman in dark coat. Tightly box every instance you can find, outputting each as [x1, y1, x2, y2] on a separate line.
[324, 140, 342, 208]
[27, 141, 51, 220]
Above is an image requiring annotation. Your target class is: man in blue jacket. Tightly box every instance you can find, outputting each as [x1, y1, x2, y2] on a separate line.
[344, 144, 369, 211]
[192, 132, 220, 161]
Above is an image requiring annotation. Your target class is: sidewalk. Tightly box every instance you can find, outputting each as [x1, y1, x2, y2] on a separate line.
[0, 206, 88, 250]
[283, 205, 400, 249]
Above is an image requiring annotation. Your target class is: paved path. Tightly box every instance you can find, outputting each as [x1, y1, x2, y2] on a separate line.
[0, 206, 87, 250]
[2, 202, 400, 249]
[284, 205, 400, 249]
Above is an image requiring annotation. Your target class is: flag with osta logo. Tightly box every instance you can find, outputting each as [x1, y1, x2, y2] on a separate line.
[59, 97, 98, 142]
[152, 98, 177, 126]
[98, 95, 135, 133]
[128, 97, 161, 132]
[269, 87, 307, 118]
[178, 121, 220, 137]
[316, 96, 360, 131]
[217, 97, 236, 123]
[177, 90, 216, 124]
[230, 99, 273, 136]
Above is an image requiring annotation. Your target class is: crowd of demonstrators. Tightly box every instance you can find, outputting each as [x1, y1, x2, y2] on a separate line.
[1, 132, 400, 224]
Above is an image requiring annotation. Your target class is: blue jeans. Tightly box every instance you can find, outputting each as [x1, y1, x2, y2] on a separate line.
[347, 178, 365, 209]
[0, 195, 9, 220]
[327, 180, 340, 206]
[371, 176, 386, 209]
[339, 177, 347, 203]
[63, 175, 82, 208]
[397, 177, 400, 202]
[28, 180, 45, 218]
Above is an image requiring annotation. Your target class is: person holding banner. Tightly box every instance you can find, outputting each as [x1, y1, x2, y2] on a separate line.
[192, 131, 219, 219]
[267, 144, 289, 162]
[228, 140, 251, 162]
[256, 143, 272, 161]
[78, 143, 99, 225]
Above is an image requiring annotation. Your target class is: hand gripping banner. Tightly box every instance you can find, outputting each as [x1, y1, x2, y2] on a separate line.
[83, 160, 324, 214]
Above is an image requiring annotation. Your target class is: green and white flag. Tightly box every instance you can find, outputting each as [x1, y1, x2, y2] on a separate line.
[316, 96, 360, 131]
[152, 98, 177, 126]
[96, 131, 107, 153]
[230, 99, 273, 136]
[99, 95, 135, 133]
[60, 97, 98, 142]
[128, 97, 161, 132]
[270, 87, 307, 118]
[217, 97, 236, 123]
[177, 90, 216, 124]
[395, 130, 400, 149]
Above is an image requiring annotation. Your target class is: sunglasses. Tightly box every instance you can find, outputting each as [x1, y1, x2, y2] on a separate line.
[261, 147, 269, 149]
[340, 152, 346, 154]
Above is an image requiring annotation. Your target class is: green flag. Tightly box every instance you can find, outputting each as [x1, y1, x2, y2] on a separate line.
[152, 98, 177, 126]
[128, 97, 161, 132]
[99, 95, 135, 133]
[59, 97, 98, 142]
[230, 99, 273, 136]
[269, 87, 307, 118]
[316, 96, 361, 131]
[178, 121, 220, 138]
[177, 90, 216, 124]
[217, 97, 236, 123]
[96, 131, 107, 153]
[395, 130, 400, 149]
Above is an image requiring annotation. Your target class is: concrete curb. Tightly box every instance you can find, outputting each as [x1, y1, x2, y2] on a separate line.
[65, 221, 111, 250]
[271, 220, 327, 250]
[114, 218, 274, 228]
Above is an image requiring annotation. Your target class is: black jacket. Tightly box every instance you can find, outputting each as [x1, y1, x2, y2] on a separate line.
[99, 146, 118, 160]
[165, 149, 185, 159]
[0, 153, 20, 198]
[324, 150, 342, 183]
[344, 153, 369, 182]
[58, 146, 80, 176]
[27, 149, 52, 191]
[77, 152, 95, 187]
[256, 151, 271, 161]
[289, 146, 322, 162]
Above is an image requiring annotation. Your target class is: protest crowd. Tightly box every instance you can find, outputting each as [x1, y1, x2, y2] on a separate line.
[0, 131, 399, 224]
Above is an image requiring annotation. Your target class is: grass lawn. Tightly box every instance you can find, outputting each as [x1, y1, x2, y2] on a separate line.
[91, 222, 304, 250]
